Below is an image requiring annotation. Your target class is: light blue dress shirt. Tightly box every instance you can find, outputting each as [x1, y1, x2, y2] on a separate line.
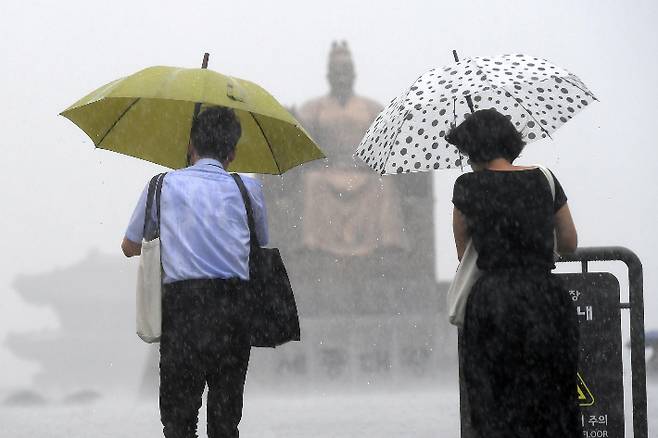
[125, 158, 268, 284]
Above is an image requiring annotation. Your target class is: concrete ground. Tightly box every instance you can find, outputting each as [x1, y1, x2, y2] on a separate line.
[1, 381, 655, 438]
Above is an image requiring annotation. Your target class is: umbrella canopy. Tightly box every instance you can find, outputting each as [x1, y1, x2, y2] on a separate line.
[61, 65, 324, 174]
[356, 54, 597, 175]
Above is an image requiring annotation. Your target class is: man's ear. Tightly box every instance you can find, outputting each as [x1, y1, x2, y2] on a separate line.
[226, 149, 236, 164]
[187, 142, 201, 166]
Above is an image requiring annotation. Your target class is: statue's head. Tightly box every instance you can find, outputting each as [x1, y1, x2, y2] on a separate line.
[327, 41, 355, 98]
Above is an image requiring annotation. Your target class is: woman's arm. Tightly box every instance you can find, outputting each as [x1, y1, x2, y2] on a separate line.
[452, 207, 469, 261]
[555, 203, 578, 254]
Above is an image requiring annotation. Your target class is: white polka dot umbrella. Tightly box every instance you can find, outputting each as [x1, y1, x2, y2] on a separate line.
[356, 53, 597, 175]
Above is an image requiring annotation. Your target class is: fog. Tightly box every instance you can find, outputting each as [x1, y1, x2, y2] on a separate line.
[0, 0, 656, 436]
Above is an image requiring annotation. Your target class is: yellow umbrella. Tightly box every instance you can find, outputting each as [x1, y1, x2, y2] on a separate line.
[60, 56, 324, 174]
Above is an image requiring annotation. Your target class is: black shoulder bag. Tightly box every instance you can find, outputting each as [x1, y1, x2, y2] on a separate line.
[231, 173, 301, 347]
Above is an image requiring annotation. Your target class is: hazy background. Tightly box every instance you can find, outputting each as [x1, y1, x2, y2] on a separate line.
[1, 0, 656, 392]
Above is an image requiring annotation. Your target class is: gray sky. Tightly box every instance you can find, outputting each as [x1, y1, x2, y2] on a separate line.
[1, 0, 657, 387]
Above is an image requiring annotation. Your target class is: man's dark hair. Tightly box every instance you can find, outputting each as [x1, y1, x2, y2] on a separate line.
[445, 108, 525, 163]
[190, 106, 242, 161]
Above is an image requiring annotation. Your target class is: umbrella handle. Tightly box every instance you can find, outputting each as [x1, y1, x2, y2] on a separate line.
[452, 50, 475, 114]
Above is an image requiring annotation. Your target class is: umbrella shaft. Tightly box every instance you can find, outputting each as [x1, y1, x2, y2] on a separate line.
[452, 50, 475, 113]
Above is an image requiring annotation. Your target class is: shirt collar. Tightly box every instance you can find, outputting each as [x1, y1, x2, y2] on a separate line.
[194, 158, 225, 171]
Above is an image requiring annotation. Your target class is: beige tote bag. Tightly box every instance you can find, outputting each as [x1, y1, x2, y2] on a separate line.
[136, 173, 166, 343]
[447, 239, 481, 326]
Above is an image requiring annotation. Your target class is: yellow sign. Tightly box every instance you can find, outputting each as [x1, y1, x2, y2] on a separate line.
[577, 372, 595, 407]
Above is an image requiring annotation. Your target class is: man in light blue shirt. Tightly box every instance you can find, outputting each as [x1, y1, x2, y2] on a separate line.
[123, 157, 268, 283]
[122, 107, 267, 438]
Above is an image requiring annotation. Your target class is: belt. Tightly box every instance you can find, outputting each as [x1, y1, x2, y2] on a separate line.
[482, 266, 551, 276]
[164, 277, 247, 293]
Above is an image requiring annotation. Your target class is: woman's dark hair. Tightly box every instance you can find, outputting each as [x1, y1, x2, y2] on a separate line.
[190, 106, 242, 161]
[445, 108, 525, 163]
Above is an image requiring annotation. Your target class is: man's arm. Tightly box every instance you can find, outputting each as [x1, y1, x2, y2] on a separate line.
[122, 183, 150, 257]
[121, 237, 142, 257]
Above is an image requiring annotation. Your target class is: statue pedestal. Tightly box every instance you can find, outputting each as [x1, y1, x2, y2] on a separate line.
[256, 169, 453, 386]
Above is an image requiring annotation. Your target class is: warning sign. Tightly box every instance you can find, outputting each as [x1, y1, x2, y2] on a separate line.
[577, 372, 595, 406]
[559, 273, 623, 438]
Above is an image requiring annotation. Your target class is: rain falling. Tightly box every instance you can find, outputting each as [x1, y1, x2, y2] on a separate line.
[0, 1, 656, 437]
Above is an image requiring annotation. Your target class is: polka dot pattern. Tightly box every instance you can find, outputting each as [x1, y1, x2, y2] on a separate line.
[356, 54, 597, 175]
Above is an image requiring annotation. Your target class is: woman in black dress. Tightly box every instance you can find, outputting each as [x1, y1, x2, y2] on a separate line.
[447, 109, 581, 437]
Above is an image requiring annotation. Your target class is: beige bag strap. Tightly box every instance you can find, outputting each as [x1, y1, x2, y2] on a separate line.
[535, 165, 556, 203]
[535, 165, 560, 259]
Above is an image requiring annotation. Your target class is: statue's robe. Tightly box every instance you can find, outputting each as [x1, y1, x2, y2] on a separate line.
[297, 94, 407, 256]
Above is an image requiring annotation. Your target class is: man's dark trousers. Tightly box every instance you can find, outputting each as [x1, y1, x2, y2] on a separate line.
[160, 279, 251, 438]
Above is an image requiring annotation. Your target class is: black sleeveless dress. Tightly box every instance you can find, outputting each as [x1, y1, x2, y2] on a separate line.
[452, 168, 581, 438]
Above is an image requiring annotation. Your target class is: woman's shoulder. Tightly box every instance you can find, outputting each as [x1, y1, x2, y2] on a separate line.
[454, 170, 496, 187]
[452, 172, 481, 205]
[454, 171, 476, 185]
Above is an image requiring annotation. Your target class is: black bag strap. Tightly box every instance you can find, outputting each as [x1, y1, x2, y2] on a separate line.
[231, 173, 259, 251]
[143, 173, 166, 241]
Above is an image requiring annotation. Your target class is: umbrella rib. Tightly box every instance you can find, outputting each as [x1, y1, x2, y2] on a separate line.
[379, 76, 425, 174]
[249, 112, 281, 174]
[496, 85, 553, 140]
[381, 101, 410, 175]
[561, 77, 599, 101]
[97, 98, 141, 147]
[469, 57, 552, 139]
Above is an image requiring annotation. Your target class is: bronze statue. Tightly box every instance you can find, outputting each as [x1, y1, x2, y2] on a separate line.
[294, 41, 407, 256]
[297, 41, 382, 168]
[257, 42, 440, 383]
